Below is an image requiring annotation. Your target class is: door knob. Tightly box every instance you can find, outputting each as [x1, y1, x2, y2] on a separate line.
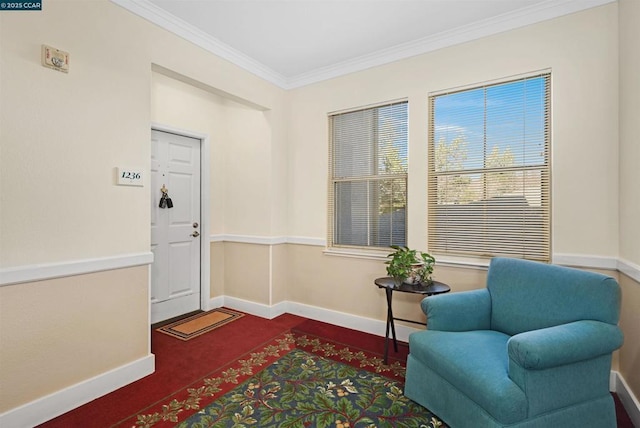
[191, 231, 200, 238]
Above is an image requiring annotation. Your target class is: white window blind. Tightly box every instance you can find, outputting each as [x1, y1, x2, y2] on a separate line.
[329, 101, 408, 249]
[428, 73, 551, 261]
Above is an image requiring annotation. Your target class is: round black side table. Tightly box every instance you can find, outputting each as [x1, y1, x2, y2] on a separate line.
[375, 277, 450, 364]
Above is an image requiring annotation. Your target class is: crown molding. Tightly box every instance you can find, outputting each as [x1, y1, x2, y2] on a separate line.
[287, 0, 616, 88]
[111, 0, 615, 90]
[109, 0, 288, 88]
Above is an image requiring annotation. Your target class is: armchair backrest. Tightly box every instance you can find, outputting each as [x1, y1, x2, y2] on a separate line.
[487, 257, 621, 336]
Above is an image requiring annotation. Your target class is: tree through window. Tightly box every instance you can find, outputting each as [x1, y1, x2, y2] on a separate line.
[428, 73, 551, 261]
[329, 101, 408, 249]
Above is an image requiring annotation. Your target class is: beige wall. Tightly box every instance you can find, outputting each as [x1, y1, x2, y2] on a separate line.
[271, 244, 288, 305]
[151, 71, 229, 236]
[288, 245, 490, 324]
[224, 242, 270, 304]
[0, 1, 154, 413]
[287, 4, 619, 258]
[151, 57, 285, 240]
[618, 0, 640, 398]
[210, 241, 225, 298]
[0, 266, 149, 412]
[0, 0, 286, 415]
[285, 1, 622, 318]
[0, 0, 285, 267]
[619, 0, 640, 262]
[150, 71, 288, 303]
[0, 1, 150, 267]
[284, 0, 635, 397]
[619, 274, 640, 397]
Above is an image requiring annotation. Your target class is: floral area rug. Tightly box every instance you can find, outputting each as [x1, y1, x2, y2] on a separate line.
[129, 333, 446, 428]
[178, 348, 443, 428]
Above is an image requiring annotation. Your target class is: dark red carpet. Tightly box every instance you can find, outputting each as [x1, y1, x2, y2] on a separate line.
[38, 311, 634, 428]
[292, 318, 409, 366]
[39, 312, 307, 428]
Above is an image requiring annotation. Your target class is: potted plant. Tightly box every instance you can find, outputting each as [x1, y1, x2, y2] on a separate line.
[385, 245, 436, 286]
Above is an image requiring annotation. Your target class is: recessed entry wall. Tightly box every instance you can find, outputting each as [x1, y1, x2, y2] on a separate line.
[151, 71, 282, 305]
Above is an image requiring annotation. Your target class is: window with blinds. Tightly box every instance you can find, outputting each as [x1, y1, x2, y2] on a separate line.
[428, 73, 551, 261]
[329, 101, 408, 249]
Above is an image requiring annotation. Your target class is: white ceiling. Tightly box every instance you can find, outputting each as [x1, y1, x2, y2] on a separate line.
[114, 0, 614, 88]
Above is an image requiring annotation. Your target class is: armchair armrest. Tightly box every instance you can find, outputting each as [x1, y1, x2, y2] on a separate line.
[423, 289, 491, 331]
[508, 320, 624, 370]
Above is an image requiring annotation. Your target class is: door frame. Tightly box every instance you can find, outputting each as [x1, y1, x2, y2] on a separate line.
[150, 123, 211, 321]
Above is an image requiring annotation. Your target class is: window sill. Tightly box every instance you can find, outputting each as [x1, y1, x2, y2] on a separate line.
[432, 255, 490, 270]
[322, 247, 390, 261]
[323, 248, 492, 270]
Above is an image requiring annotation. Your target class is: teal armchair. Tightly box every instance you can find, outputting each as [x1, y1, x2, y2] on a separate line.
[404, 257, 623, 428]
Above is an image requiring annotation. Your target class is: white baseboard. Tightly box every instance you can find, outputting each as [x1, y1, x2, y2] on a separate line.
[612, 371, 640, 427]
[0, 354, 155, 428]
[214, 297, 422, 343]
[285, 301, 422, 343]
[209, 295, 225, 309]
[220, 296, 289, 320]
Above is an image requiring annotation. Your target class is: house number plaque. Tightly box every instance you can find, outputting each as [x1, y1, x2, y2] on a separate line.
[117, 167, 144, 187]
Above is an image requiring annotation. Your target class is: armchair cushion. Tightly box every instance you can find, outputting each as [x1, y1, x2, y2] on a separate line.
[422, 288, 491, 331]
[409, 329, 527, 424]
[508, 320, 624, 370]
[488, 258, 621, 335]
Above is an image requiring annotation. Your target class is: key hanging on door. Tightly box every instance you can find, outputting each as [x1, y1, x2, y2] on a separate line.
[159, 185, 173, 209]
[159, 192, 167, 209]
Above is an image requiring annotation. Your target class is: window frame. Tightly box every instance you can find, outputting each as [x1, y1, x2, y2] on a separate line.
[327, 99, 409, 253]
[427, 71, 551, 262]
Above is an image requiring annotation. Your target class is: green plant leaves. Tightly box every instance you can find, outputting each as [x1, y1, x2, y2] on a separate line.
[385, 246, 436, 284]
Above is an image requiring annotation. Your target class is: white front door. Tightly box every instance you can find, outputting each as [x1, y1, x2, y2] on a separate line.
[150, 129, 201, 324]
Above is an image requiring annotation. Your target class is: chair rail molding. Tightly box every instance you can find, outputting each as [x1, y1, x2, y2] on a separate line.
[208, 236, 640, 284]
[552, 253, 619, 270]
[0, 252, 154, 287]
[210, 234, 325, 247]
[618, 258, 640, 284]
